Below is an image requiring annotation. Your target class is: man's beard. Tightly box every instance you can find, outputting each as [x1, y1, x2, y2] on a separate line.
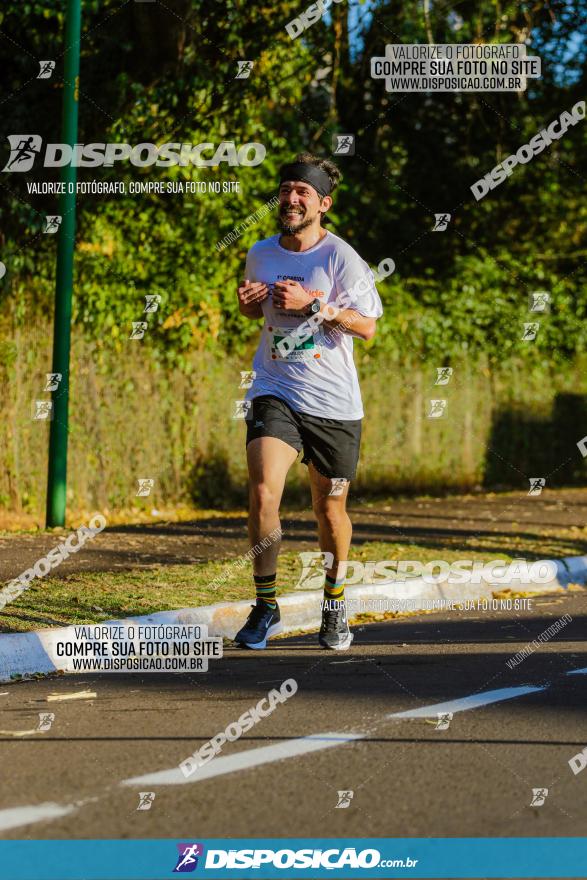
[278, 208, 315, 234]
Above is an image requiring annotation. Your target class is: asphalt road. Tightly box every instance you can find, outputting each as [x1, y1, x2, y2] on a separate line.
[0, 592, 586, 852]
[2, 488, 587, 580]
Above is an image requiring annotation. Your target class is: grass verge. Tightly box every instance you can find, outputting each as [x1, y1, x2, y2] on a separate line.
[0, 541, 525, 633]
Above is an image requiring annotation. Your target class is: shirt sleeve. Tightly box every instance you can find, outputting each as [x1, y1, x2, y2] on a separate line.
[244, 245, 257, 282]
[333, 248, 383, 318]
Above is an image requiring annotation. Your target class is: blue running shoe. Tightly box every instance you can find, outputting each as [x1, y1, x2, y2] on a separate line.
[234, 601, 283, 649]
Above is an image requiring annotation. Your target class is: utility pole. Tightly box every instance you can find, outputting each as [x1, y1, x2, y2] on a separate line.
[46, 0, 82, 527]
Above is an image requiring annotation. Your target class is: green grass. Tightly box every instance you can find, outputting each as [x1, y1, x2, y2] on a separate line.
[2, 501, 585, 634]
[0, 541, 526, 633]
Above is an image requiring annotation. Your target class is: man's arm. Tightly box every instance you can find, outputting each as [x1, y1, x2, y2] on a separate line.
[237, 279, 268, 320]
[272, 280, 377, 341]
[320, 305, 376, 341]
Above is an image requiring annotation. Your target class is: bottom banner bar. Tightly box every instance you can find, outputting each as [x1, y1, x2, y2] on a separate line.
[0, 838, 585, 879]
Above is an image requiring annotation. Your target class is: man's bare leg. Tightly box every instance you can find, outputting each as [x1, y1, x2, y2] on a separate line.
[246, 436, 299, 574]
[308, 463, 353, 650]
[235, 436, 298, 648]
[308, 463, 352, 580]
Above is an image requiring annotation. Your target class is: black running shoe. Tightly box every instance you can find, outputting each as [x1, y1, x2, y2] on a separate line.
[319, 599, 353, 650]
[234, 600, 283, 649]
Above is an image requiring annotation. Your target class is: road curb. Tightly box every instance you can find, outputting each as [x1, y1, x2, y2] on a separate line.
[1, 555, 586, 682]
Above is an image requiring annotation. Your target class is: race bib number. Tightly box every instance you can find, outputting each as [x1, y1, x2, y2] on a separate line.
[269, 326, 321, 361]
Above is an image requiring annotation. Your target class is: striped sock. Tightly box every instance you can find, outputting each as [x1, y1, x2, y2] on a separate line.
[254, 573, 277, 609]
[324, 573, 345, 603]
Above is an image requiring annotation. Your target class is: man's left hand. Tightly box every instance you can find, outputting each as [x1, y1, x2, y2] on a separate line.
[272, 280, 314, 312]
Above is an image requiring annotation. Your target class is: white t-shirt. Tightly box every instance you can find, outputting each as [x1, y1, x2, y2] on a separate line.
[244, 231, 383, 420]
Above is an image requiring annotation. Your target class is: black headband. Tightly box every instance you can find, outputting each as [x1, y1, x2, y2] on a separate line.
[279, 162, 332, 198]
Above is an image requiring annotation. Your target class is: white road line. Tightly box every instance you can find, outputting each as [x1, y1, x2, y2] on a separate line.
[121, 732, 364, 787]
[122, 684, 545, 788]
[0, 802, 77, 833]
[387, 685, 545, 718]
[330, 659, 376, 665]
[2, 679, 563, 827]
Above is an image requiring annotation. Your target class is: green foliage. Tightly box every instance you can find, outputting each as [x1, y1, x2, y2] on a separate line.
[186, 448, 247, 509]
[370, 250, 587, 365]
[0, 0, 585, 369]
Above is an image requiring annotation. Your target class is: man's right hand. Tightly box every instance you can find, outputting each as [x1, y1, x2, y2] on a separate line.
[237, 279, 269, 312]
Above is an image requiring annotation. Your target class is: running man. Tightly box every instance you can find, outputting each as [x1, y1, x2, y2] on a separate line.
[234, 152, 383, 650]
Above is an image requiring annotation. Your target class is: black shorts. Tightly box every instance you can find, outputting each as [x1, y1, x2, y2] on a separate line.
[245, 395, 362, 481]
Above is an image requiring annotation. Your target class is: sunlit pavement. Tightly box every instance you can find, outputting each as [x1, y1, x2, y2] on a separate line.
[0, 592, 586, 840]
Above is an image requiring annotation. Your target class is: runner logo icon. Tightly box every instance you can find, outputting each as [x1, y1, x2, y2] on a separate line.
[173, 843, 204, 872]
[296, 551, 334, 589]
[3, 135, 42, 172]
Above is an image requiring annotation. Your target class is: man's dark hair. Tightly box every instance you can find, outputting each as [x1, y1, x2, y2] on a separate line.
[293, 151, 342, 193]
[279, 152, 341, 226]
